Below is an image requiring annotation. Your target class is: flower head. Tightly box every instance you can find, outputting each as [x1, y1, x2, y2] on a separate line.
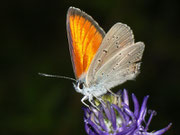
[83, 89, 171, 135]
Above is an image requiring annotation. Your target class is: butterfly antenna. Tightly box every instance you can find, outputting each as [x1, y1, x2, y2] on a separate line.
[38, 73, 76, 82]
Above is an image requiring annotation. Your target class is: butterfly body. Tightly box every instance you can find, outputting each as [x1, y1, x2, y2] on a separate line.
[67, 7, 145, 106]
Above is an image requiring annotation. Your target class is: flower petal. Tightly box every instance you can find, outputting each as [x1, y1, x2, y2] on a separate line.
[123, 89, 129, 106]
[132, 93, 139, 119]
[123, 103, 136, 122]
[86, 118, 104, 134]
[137, 95, 149, 126]
[112, 104, 125, 124]
[153, 123, 172, 135]
[98, 111, 108, 132]
[110, 105, 117, 130]
[102, 102, 112, 122]
[116, 123, 136, 135]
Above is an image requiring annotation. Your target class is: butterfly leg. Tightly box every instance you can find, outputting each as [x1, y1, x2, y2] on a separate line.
[107, 89, 121, 106]
[93, 95, 106, 106]
[107, 89, 117, 96]
[88, 95, 100, 110]
[81, 96, 89, 108]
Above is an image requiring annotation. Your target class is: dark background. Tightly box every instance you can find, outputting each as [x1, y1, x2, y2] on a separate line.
[1, 0, 179, 134]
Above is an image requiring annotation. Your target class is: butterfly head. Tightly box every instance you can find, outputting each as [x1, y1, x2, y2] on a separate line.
[73, 74, 94, 97]
[73, 80, 84, 92]
[73, 79, 91, 97]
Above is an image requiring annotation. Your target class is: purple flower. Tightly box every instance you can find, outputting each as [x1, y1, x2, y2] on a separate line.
[83, 89, 171, 135]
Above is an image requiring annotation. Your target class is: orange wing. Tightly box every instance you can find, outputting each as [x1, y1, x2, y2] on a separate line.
[66, 7, 105, 79]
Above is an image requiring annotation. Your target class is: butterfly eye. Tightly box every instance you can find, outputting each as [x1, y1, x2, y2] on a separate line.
[79, 82, 84, 89]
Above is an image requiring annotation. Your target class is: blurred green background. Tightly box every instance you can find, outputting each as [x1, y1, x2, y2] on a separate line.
[1, 0, 179, 134]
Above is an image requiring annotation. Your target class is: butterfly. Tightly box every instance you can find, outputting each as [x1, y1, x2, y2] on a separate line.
[66, 7, 145, 107]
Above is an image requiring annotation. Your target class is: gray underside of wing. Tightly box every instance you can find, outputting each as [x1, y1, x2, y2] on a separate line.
[94, 42, 145, 89]
[86, 23, 145, 88]
[86, 23, 135, 85]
